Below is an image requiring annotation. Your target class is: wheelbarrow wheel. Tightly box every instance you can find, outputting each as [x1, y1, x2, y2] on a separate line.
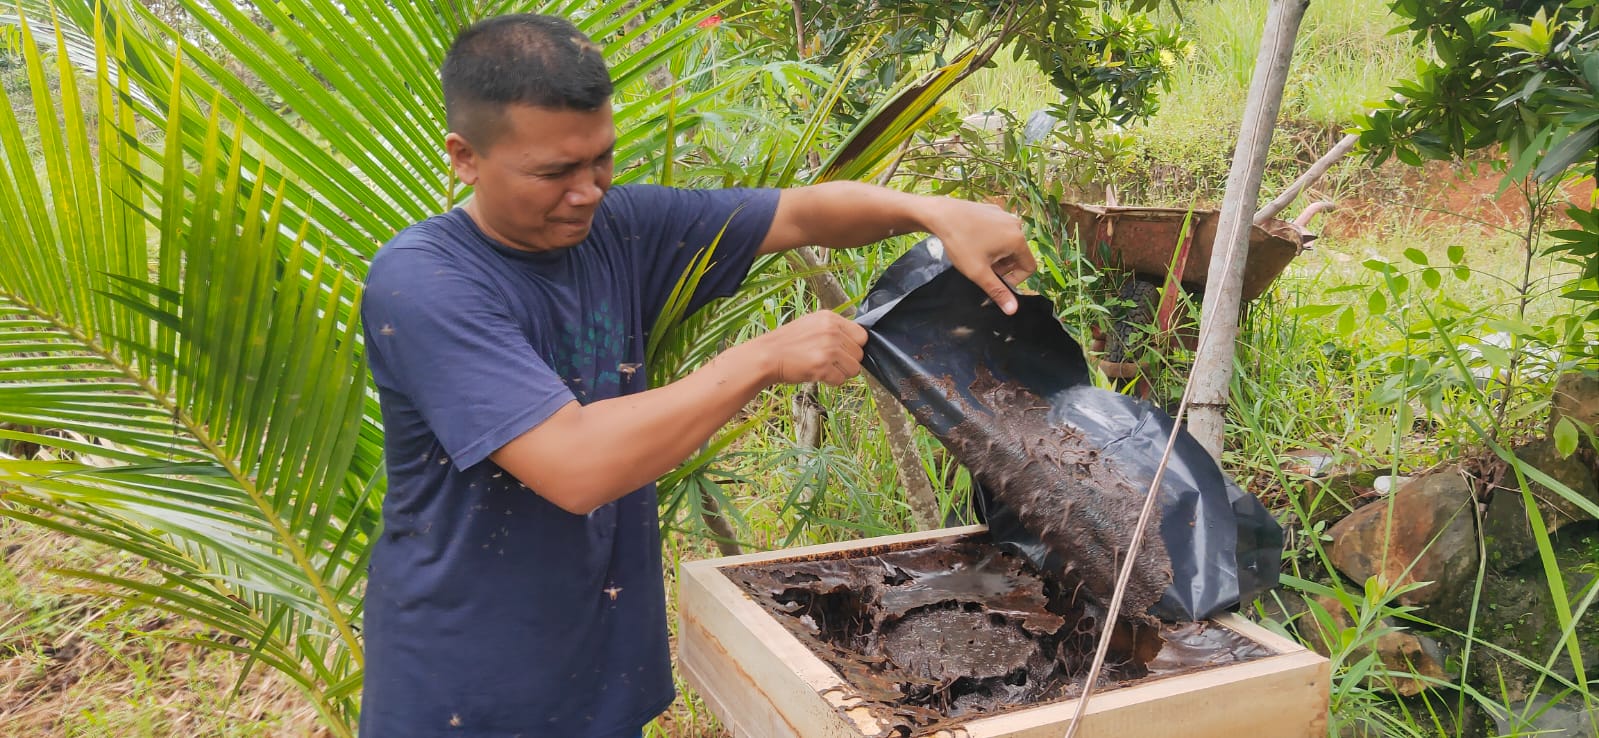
[1103, 278, 1160, 364]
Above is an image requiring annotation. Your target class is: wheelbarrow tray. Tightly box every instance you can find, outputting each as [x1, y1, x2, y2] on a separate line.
[1059, 203, 1305, 302]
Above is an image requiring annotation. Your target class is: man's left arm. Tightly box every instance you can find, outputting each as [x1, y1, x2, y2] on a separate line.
[759, 181, 1037, 314]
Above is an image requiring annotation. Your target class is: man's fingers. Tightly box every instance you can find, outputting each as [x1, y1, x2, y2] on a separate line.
[1017, 248, 1038, 279]
[840, 337, 864, 362]
[967, 268, 1017, 315]
[827, 358, 859, 386]
[994, 251, 1038, 287]
[842, 319, 868, 347]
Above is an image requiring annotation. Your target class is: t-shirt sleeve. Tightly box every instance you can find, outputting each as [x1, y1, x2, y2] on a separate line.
[604, 185, 780, 329]
[362, 246, 574, 470]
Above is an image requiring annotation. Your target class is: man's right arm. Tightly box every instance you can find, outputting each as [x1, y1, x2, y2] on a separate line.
[489, 311, 866, 515]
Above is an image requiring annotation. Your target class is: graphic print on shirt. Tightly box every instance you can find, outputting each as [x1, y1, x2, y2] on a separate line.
[551, 297, 628, 403]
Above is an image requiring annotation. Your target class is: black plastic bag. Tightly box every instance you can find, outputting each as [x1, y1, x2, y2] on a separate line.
[857, 238, 1282, 622]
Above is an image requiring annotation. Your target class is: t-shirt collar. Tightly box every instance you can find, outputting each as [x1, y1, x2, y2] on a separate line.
[448, 208, 579, 265]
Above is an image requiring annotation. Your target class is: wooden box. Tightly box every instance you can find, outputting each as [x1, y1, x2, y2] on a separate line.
[678, 526, 1329, 738]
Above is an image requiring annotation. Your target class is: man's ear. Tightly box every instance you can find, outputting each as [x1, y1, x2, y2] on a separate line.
[445, 132, 481, 186]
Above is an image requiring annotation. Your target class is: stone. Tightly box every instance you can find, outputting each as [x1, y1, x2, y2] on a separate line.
[1282, 448, 1339, 478]
[1302, 468, 1385, 528]
[1467, 531, 1599, 702]
[1494, 694, 1599, 738]
[1021, 109, 1059, 145]
[961, 111, 1006, 133]
[1296, 594, 1452, 697]
[1327, 470, 1480, 607]
[1372, 629, 1451, 697]
[1482, 438, 1599, 571]
[1549, 370, 1599, 439]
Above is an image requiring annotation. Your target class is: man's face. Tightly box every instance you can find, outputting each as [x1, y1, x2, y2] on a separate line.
[446, 102, 616, 252]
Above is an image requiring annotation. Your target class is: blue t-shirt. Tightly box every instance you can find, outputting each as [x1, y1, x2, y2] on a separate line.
[358, 185, 779, 737]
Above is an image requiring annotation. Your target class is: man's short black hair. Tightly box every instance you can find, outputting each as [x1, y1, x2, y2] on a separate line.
[442, 14, 613, 148]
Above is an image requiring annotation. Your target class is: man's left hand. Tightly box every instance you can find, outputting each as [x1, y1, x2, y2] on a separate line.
[921, 197, 1036, 315]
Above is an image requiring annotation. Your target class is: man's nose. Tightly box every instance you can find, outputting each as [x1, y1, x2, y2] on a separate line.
[566, 170, 603, 207]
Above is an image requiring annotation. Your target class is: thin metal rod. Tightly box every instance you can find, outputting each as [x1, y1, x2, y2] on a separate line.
[1254, 132, 1357, 224]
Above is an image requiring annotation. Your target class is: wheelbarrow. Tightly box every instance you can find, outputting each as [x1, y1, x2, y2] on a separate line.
[1056, 201, 1331, 393]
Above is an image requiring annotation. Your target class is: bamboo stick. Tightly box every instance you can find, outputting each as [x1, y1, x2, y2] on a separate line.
[1186, 0, 1311, 460]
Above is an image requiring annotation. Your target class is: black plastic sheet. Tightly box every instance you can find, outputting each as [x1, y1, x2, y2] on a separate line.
[857, 239, 1282, 621]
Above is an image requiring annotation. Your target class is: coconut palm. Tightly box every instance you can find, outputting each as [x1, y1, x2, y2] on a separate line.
[0, 1, 744, 732]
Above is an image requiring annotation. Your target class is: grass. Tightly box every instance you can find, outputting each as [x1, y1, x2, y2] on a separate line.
[1155, 0, 1416, 128]
[954, 0, 1422, 209]
[933, 3, 1596, 734]
[0, 519, 323, 737]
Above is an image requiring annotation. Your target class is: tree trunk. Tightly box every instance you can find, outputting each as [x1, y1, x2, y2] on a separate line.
[786, 247, 943, 530]
[1187, 0, 1310, 460]
[698, 489, 743, 557]
[793, 383, 824, 449]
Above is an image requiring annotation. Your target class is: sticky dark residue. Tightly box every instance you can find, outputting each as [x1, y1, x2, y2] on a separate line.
[727, 537, 1270, 735]
[903, 368, 1173, 618]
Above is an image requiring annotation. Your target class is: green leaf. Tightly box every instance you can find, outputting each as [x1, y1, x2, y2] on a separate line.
[1447, 244, 1465, 264]
[818, 44, 989, 183]
[1475, 341, 1511, 368]
[0, 3, 754, 734]
[1337, 307, 1357, 337]
[1581, 48, 1599, 90]
[1367, 290, 1388, 315]
[1289, 303, 1342, 319]
[1554, 416, 1580, 458]
[1403, 247, 1430, 265]
[1422, 267, 1442, 289]
[1535, 124, 1599, 182]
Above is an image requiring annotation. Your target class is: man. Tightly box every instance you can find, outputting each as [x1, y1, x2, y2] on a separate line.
[358, 13, 1033, 737]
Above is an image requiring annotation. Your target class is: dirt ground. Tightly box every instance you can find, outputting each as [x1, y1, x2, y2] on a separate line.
[1323, 157, 1596, 239]
[0, 521, 326, 737]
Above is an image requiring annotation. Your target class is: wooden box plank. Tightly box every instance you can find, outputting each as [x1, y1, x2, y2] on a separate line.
[679, 526, 1329, 738]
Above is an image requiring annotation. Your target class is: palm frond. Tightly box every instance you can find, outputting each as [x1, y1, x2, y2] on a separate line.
[0, 13, 373, 731]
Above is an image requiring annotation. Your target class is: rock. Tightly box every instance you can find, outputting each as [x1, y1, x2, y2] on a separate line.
[1375, 629, 1451, 697]
[1483, 439, 1599, 571]
[1462, 332, 1558, 390]
[961, 111, 1006, 133]
[1302, 468, 1385, 527]
[1467, 530, 1599, 701]
[1549, 370, 1599, 439]
[1282, 448, 1339, 478]
[1297, 594, 1453, 697]
[1494, 694, 1599, 738]
[1021, 109, 1059, 145]
[1327, 470, 1479, 607]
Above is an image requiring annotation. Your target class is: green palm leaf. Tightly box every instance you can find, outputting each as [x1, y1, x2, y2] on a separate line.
[0, 2, 749, 732]
[1, 10, 377, 730]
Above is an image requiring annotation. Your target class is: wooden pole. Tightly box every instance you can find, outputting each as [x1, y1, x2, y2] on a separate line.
[1186, 0, 1310, 460]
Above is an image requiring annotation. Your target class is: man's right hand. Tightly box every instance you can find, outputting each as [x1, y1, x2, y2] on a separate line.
[740, 310, 868, 387]
[490, 310, 867, 515]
